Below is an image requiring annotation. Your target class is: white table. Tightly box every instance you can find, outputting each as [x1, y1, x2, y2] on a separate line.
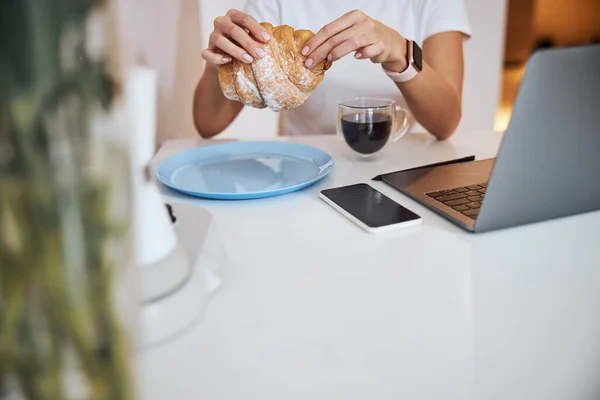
[143, 131, 600, 400]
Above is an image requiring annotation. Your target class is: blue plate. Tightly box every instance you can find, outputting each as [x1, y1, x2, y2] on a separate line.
[156, 141, 334, 200]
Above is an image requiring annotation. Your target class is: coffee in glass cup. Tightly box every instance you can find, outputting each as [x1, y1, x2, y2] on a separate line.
[337, 98, 410, 158]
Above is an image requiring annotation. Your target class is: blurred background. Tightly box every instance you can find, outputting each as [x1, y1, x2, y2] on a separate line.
[115, 0, 600, 145]
[497, 0, 600, 131]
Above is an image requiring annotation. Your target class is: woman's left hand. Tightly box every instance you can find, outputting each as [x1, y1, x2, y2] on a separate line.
[302, 10, 408, 73]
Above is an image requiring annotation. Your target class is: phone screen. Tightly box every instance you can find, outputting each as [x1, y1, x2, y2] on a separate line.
[320, 184, 421, 228]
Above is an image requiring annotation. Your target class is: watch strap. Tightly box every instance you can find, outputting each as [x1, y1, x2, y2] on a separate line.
[382, 63, 419, 82]
[382, 39, 420, 83]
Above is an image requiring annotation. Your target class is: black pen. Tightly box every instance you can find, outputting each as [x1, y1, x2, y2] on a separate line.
[372, 155, 476, 181]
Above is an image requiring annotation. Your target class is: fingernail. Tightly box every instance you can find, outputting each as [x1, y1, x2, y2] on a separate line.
[256, 47, 266, 58]
[354, 52, 362, 59]
[223, 56, 232, 63]
[305, 58, 314, 68]
[327, 54, 333, 62]
[262, 32, 271, 41]
[243, 53, 254, 63]
[302, 46, 309, 56]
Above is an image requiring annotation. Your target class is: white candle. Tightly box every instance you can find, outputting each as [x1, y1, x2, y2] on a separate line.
[125, 65, 158, 168]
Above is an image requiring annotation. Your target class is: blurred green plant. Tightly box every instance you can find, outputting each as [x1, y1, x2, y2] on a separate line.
[0, 0, 135, 399]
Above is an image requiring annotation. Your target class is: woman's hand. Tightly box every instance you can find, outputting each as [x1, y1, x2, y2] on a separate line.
[302, 10, 408, 73]
[201, 9, 271, 66]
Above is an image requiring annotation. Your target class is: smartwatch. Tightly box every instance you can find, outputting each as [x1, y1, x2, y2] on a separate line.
[382, 39, 423, 83]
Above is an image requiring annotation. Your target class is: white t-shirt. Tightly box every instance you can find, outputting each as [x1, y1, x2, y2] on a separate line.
[244, 0, 472, 136]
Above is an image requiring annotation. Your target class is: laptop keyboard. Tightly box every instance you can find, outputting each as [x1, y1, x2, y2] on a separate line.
[426, 183, 488, 220]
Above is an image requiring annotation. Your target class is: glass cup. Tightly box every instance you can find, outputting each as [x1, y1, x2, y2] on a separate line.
[337, 97, 411, 158]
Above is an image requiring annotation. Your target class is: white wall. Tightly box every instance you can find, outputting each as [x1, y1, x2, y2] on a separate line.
[461, 0, 508, 133]
[117, 0, 204, 144]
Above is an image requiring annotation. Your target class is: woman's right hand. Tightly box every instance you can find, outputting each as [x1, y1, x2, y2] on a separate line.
[202, 9, 271, 66]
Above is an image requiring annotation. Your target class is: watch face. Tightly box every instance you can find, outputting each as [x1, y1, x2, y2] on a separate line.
[412, 41, 423, 71]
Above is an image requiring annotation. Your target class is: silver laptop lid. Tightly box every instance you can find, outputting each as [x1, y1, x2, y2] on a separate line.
[476, 45, 600, 232]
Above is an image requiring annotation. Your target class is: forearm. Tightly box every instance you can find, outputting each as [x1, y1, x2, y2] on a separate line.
[393, 61, 462, 140]
[301, 13, 465, 140]
[192, 65, 243, 138]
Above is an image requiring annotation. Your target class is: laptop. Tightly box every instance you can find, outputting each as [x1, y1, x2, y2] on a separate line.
[379, 44, 600, 233]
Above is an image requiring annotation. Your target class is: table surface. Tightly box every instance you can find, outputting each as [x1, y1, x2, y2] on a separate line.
[142, 131, 600, 400]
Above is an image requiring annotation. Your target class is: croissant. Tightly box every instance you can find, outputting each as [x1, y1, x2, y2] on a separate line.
[218, 22, 332, 112]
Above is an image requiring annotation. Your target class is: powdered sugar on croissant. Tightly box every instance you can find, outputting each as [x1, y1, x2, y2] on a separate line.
[218, 22, 332, 112]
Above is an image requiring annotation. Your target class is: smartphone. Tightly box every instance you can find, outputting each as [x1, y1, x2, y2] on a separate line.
[319, 183, 422, 233]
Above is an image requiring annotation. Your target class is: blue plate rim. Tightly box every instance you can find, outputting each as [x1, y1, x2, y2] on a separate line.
[155, 141, 335, 199]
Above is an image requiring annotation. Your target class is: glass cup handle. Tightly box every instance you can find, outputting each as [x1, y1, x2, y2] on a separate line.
[392, 105, 411, 142]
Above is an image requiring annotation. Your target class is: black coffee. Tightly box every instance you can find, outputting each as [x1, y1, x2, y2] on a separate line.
[341, 113, 392, 155]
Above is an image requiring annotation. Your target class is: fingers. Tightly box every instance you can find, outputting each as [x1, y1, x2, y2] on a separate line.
[202, 48, 232, 65]
[306, 26, 377, 67]
[227, 9, 271, 42]
[328, 34, 374, 62]
[305, 27, 360, 67]
[210, 32, 255, 63]
[207, 9, 270, 64]
[219, 22, 266, 60]
[302, 9, 367, 58]
[355, 42, 386, 61]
